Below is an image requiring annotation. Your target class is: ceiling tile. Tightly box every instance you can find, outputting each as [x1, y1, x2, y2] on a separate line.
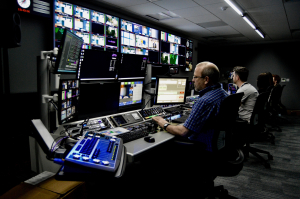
[170, 6, 211, 18]
[284, 1, 300, 29]
[100, 0, 149, 8]
[120, 2, 167, 15]
[186, 14, 220, 23]
[192, 0, 224, 6]
[236, 0, 282, 9]
[153, 0, 199, 11]
[207, 26, 240, 35]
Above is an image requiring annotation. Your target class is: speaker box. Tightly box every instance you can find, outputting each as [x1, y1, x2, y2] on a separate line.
[0, 12, 21, 48]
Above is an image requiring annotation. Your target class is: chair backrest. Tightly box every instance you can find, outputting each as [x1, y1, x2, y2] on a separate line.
[279, 85, 286, 103]
[211, 92, 244, 152]
[250, 91, 270, 127]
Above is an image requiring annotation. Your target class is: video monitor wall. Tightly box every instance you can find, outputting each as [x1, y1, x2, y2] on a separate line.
[54, 0, 119, 52]
[121, 19, 160, 64]
[160, 31, 192, 67]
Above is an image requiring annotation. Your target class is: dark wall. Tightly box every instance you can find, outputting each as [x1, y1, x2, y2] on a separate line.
[8, 12, 52, 93]
[198, 42, 300, 110]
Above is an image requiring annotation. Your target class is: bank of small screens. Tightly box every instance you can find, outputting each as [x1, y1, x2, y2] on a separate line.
[77, 49, 119, 80]
[58, 79, 80, 124]
[119, 80, 144, 108]
[154, 77, 188, 105]
[120, 19, 159, 64]
[54, 0, 119, 51]
[54, 29, 83, 74]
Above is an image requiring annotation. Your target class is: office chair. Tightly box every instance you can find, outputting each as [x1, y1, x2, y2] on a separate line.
[266, 85, 288, 132]
[242, 92, 274, 168]
[172, 92, 245, 198]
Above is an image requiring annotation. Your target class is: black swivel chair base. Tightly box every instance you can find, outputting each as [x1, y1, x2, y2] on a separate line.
[244, 143, 273, 168]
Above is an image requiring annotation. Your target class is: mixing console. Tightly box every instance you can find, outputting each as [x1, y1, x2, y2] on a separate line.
[65, 130, 123, 172]
[139, 106, 165, 119]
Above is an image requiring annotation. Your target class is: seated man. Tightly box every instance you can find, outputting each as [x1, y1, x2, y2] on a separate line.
[153, 61, 228, 152]
[232, 66, 258, 123]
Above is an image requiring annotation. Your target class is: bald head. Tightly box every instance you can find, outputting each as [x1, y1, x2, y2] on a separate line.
[196, 62, 220, 84]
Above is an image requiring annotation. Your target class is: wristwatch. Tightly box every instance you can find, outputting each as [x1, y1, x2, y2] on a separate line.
[163, 123, 170, 130]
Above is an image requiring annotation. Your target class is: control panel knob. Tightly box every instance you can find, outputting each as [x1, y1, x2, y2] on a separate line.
[102, 160, 109, 166]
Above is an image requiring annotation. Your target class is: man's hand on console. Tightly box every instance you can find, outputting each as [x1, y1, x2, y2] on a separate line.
[152, 116, 168, 129]
[152, 116, 189, 137]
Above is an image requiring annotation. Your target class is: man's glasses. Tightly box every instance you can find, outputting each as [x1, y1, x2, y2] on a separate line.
[192, 76, 205, 79]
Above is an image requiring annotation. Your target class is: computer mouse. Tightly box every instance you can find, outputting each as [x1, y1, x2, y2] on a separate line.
[144, 136, 155, 143]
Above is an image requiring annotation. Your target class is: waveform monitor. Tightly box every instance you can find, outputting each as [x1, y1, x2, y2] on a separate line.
[154, 77, 188, 105]
[54, 29, 83, 74]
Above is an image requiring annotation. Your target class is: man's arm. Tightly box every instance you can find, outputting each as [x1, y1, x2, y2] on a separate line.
[152, 116, 189, 136]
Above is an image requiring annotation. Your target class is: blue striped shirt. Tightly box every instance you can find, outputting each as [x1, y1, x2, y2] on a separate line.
[183, 83, 229, 152]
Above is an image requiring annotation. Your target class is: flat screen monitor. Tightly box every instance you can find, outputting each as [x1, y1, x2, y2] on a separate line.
[54, 29, 83, 74]
[119, 80, 144, 111]
[78, 81, 120, 119]
[78, 49, 119, 80]
[154, 76, 188, 105]
[58, 79, 80, 124]
[228, 83, 237, 94]
[118, 54, 148, 80]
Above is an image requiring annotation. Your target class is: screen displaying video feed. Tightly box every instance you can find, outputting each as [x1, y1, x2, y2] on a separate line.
[58, 79, 80, 124]
[120, 19, 159, 64]
[54, 0, 119, 52]
[160, 31, 184, 66]
[119, 80, 143, 107]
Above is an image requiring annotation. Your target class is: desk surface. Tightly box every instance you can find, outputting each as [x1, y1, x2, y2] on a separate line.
[124, 130, 174, 162]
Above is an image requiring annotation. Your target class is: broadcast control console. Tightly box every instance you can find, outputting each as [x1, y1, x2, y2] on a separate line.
[65, 130, 124, 172]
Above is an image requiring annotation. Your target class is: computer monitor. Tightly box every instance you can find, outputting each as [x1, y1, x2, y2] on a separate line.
[77, 49, 119, 80]
[78, 81, 120, 119]
[58, 79, 80, 124]
[119, 79, 144, 111]
[118, 54, 148, 80]
[228, 83, 237, 94]
[154, 76, 188, 105]
[54, 29, 83, 74]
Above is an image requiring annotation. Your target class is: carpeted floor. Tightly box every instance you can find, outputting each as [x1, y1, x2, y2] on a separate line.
[214, 115, 300, 198]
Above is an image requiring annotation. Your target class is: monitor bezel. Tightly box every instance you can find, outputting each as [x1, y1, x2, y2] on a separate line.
[54, 29, 84, 74]
[154, 76, 188, 105]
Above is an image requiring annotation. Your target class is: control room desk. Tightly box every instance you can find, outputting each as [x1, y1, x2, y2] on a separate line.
[124, 130, 174, 163]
